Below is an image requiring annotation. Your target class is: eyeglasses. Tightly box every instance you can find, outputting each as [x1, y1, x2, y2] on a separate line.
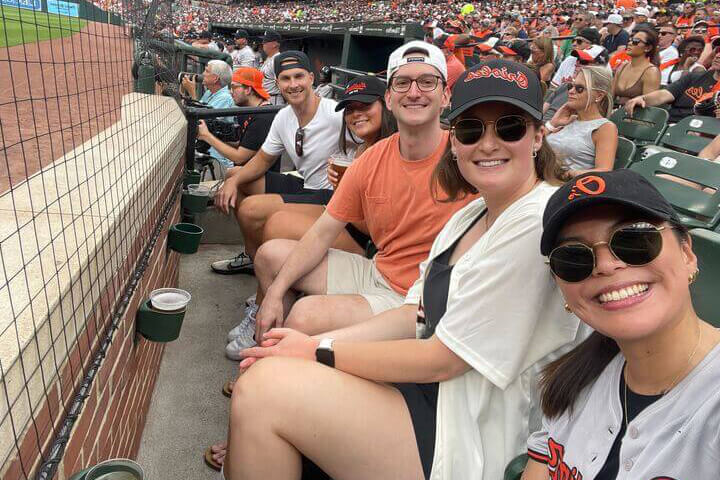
[568, 83, 587, 94]
[451, 115, 529, 144]
[389, 74, 443, 93]
[547, 223, 669, 283]
[629, 38, 648, 46]
[659, 31, 676, 36]
[295, 127, 305, 157]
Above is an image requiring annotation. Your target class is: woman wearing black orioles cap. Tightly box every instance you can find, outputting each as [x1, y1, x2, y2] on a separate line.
[522, 170, 720, 480]
[219, 60, 583, 480]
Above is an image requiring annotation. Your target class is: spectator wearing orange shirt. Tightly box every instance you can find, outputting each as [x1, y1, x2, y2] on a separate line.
[434, 35, 466, 90]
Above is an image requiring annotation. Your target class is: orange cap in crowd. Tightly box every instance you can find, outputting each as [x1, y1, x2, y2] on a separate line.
[231, 67, 270, 100]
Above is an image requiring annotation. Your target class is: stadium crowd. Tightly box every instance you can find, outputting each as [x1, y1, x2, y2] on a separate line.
[163, 0, 720, 479]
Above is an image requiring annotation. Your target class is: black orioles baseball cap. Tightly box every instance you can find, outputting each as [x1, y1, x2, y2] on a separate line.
[335, 75, 386, 111]
[262, 30, 282, 43]
[540, 170, 681, 256]
[274, 51, 313, 77]
[447, 59, 543, 122]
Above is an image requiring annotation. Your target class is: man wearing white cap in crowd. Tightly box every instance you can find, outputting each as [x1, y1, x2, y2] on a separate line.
[252, 40, 477, 340]
[634, 6, 651, 27]
[602, 13, 630, 54]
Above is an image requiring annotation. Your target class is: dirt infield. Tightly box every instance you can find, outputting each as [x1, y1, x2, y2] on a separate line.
[0, 21, 133, 193]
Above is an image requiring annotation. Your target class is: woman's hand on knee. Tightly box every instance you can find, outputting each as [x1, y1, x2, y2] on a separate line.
[240, 328, 319, 367]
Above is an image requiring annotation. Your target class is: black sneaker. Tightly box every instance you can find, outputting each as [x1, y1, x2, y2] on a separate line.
[210, 252, 254, 275]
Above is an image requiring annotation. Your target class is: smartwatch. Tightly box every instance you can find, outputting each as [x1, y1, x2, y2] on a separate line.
[316, 338, 335, 368]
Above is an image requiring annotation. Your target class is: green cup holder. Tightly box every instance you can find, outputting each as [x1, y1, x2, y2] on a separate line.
[68, 458, 143, 480]
[168, 223, 203, 254]
[136, 299, 187, 342]
[183, 169, 201, 188]
[181, 191, 209, 214]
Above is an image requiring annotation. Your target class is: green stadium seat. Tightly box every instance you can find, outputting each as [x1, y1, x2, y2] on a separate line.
[504, 454, 528, 480]
[630, 151, 720, 230]
[614, 136, 637, 170]
[609, 107, 669, 146]
[659, 116, 720, 156]
[690, 229, 720, 327]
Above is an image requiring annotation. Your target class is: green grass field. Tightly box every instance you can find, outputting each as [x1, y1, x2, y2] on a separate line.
[0, 6, 87, 47]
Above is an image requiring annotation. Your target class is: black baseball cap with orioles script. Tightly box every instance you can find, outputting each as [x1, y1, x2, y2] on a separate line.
[335, 75, 386, 111]
[447, 59, 543, 122]
[540, 170, 681, 256]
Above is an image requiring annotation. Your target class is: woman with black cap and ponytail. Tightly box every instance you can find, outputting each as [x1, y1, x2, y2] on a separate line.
[522, 170, 720, 479]
[219, 59, 583, 480]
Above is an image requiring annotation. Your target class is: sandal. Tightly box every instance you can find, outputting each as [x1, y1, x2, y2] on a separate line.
[222, 380, 234, 398]
[204, 446, 222, 471]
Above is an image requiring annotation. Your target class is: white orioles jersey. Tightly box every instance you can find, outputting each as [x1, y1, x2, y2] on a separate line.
[527, 343, 720, 480]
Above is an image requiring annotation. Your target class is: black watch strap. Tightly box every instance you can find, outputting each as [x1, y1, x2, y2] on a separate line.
[316, 338, 335, 368]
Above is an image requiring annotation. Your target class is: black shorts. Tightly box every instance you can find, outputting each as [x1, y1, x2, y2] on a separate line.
[299, 382, 439, 480]
[264, 171, 334, 205]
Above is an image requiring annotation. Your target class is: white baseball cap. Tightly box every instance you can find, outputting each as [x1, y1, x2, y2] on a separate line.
[634, 7, 650, 17]
[387, 40, 448, 81]
[604, 13, 623, 25]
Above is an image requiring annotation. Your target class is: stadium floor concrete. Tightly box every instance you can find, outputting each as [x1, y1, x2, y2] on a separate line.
[137, 244, 255, 479]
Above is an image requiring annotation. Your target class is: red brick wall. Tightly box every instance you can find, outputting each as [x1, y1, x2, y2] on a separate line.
[2, 162, 184, 480]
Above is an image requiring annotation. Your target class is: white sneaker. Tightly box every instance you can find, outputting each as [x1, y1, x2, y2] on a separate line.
[225, 333, 257, 360]
[245, 294, 257, 307]
[226, 303, 258, 343]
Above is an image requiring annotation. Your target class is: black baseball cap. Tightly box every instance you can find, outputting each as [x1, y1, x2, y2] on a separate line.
[274, 50, 313, 76]
[577, 27, 601, 45]
[498, 40, 531, 61]
[262, 30, 282, 43]
[335, 75, 386, 111]
[235, 29, 249, 39]
[447, 59, 543, 122]
[540, 170, 681, 255]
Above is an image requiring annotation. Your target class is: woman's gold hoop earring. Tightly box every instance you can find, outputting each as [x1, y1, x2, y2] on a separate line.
[689, 269, 700, 284]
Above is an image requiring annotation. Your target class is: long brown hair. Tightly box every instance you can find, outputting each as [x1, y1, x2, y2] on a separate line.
[431, 119, 569, 202]
[539, 221, 690, 419]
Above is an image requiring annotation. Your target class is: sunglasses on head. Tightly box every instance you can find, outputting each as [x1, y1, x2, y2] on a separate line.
[295, 127, 305, 157]
[451, 115, 529, 144]
[547, 222, 670, 283]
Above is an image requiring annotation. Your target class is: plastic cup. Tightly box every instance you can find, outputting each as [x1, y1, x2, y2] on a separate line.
[187, 184, 211, 196]
[330, 152, 353, 183]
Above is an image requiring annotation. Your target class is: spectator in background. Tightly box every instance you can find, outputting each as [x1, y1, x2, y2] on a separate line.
[181, 60, 236, 167]
[196, 67, 277, 169]
[624, 45, 720, 123]
[658, 24, 679, 67]
[314, 67, 335, 98]
[633, 6, 651, 28]
[621, 11, 634, 34]
[231, 29, 256, 69]
[676, 2, 697, 28]
[546, 66, 618, 176]
[530, 36, 556, 84]
[602, 14, 629, 54]
[552, 28, 603, 88]
[192, 30, 219, 50]
[260, 30, 285, 105]
[661, 35, 706, 86]
[499, 39, 532, 63]
[434, 34, 466, 90]
[612, 27, 661, 105]
[561, 13, 592, 60]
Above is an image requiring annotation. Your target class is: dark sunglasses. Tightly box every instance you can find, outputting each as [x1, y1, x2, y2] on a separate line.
[568, 83, 586, 94]
[451, 115, 529, 144]
[547, 223, 670, 283]
[629, 38, 648, 46]
[295, 127, 305, 157]
[659, 31, 676, 36]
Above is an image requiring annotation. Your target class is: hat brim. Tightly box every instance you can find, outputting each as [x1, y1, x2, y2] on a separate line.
[447, 95, 543, 122]
[335, 94, 382, 111]
[540, 197, 674, 256]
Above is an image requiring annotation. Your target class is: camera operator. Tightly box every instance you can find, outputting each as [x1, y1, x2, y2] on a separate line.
[196, 67, 279, 171]
[181, 60, 236, 167]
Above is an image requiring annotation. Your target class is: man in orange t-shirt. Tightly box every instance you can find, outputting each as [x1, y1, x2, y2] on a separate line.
[254, 41, 477, 338]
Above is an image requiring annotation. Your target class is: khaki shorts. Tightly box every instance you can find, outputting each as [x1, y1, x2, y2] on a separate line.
[326, 249, 405, 315]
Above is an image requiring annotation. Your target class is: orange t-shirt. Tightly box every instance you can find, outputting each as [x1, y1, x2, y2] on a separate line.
[615, 0, 636, 9]
[326, 131, 477, 295]
[446, 54, 466, 90]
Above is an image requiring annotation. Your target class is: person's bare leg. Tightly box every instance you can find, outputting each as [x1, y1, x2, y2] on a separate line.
[235, 194, 287, 258]
[284, 295, 374, 334]
[263, 209, 366, 256]
[225, 357, 424, 480]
